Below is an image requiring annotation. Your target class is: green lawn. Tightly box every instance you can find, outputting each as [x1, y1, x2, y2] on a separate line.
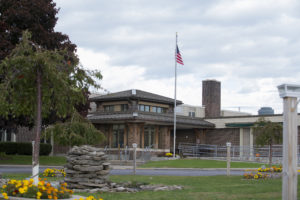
[80, 175, 297, 200]
[3, 173, 298, 200]
[140, 159, 266, 168]
[0, 155, 66, 166]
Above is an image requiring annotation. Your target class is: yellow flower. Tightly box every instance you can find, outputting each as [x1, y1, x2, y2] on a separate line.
[254, 175, 258, 179]
[2, 185, 7, 189]
[2, 193, 8, 200]
[19, 187, 25, 194]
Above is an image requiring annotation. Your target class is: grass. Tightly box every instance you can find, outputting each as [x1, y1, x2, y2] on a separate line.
[0, 155, 66, 166]
[140, 159, 266, 168]
[3, 173, 299, 200]
[79, 175, 300, 200]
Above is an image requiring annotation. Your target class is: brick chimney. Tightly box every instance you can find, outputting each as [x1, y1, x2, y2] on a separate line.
[202, 80, 221, 118]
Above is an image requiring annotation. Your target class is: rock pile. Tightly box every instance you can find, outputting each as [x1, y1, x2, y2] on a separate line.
[74, 182, 183, 193]
[64, 145, 183, 193]
[65, 145, 110, 189]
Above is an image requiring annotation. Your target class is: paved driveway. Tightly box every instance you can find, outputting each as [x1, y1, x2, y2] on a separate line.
[0, 165, 245, 176]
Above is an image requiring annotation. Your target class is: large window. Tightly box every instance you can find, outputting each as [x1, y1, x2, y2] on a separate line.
[144, 126, 155, 148]
[151, 106, 166, 113]
[139, 104, 150, 112]
[104, 105, 114, 112]
[112, 124, 124, 148]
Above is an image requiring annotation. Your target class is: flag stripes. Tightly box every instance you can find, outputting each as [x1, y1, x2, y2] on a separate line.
[176, 45, 184, 65]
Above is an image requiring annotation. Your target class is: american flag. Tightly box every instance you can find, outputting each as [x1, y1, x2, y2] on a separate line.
[176, 45, 184, 65]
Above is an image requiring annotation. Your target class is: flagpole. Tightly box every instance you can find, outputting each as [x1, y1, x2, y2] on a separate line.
[173, 32, 177, 158]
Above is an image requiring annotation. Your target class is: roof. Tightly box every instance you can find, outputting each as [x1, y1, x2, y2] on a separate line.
[88, 111, 214, 129]
[90, 89, 183, 105]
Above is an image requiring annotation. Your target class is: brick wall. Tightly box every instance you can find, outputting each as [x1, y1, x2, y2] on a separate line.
[205, 128, 239, 146]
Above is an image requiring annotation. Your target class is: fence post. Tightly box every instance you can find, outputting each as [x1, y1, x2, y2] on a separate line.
[282, 96, 298, 200]
[132, 143, 137, 175]
[118, 144, 120, 160]
[226, 142, 231, 176]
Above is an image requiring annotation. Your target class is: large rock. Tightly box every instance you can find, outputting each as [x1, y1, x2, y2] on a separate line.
[65, 145, 110, 190]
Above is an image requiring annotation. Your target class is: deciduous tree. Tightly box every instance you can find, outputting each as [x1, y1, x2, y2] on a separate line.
[253, 117, 282, 167]
[0, 31, 102, 182]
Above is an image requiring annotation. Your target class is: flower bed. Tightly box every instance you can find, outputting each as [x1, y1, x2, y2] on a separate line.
[1, 178, 72, 199]
[43, 168, 66, 177]
[243, 172, 269, 180]
[165, 153, 173, 157]
[257, 166, 282, 173]
[243, 166, 283, 180]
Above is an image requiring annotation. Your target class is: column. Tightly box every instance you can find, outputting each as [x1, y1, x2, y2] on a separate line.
[154, 127, 159, 149]
[282, 97, 298, 200]
[127, 123, 141, 148]
[239, 128, 243, 158]
[250, 128, 254, 160]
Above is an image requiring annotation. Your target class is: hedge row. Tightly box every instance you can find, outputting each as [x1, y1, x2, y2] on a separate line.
[0, 142, 52, 155]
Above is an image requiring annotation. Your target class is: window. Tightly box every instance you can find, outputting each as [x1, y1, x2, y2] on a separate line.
[112, 124, 124, 148]
[144, 126, 155, 148]
[121, 104, 128, 111]
[104, 105, 114, 112]
[139, 104, 150, 112]
[188, 112, 195, 117]
[152, 106, 157, 112]
[145, 105, 150, 112]
[139, 104, 144, 111]
[157, 107, 162, 113]
[151, 106, 166, 113]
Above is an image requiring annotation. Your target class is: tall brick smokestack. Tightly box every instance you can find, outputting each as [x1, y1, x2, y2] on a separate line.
[202, 80, 221, 118]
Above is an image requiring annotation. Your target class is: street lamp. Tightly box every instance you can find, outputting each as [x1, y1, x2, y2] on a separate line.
[277, 83, 300, 200]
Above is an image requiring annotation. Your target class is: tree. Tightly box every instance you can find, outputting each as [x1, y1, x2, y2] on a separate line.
[0, 0, 76, 60]
[0, 31, 102, 182]
[0, 0, 78, 130]
[253, 117, 282, 167]
[44, 112, 105, 147]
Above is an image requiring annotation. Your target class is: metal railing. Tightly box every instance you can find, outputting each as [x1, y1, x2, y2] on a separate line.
[178, 142, 300, 164]
[103, 145, 155, 161]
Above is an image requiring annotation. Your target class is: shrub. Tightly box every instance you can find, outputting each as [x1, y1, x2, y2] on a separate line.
[0, 142, 52, 155]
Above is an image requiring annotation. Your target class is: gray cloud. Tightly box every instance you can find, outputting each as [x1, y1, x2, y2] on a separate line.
[54, 0, 300, 113]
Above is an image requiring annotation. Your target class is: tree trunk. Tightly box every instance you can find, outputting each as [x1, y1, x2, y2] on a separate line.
[269, 144, 273, 168]
[33, 67, 42, 183]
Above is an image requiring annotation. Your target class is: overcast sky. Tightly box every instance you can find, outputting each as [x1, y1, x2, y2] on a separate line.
[54, 0, 300, 114]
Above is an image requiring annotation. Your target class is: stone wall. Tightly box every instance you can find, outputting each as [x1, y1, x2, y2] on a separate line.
[65, 145, 110, 189]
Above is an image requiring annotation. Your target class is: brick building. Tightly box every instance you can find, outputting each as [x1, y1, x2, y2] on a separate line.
[88, 89, 214, 153]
